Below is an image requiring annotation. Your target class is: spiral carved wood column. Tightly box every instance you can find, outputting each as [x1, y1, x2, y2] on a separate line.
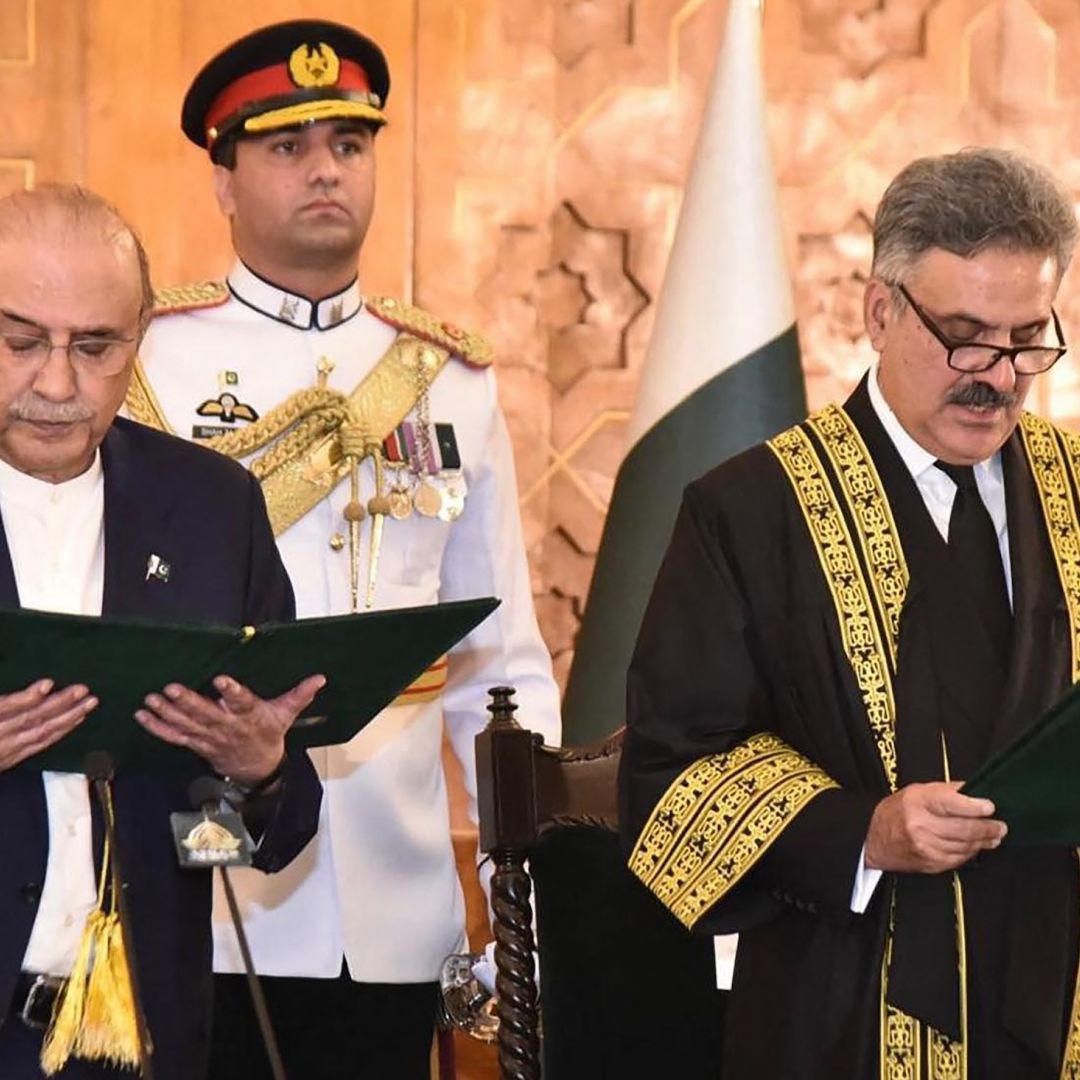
[476, 686, 541, 1079]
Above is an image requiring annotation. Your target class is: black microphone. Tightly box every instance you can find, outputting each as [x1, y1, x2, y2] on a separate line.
[189, 777, 287, 1080]
[83, 749, 113, 785]
[188, 776, 227, 812]
[84, 752, 155, 1080]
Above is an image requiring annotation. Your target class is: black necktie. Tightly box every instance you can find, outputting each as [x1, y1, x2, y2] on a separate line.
[934, 460, 1012, 658]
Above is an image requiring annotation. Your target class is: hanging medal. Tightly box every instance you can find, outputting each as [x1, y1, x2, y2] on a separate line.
[432, 422, 466, 522]
[439, 484, 466, 522]
[382, 429, 414, 520]
[388, 483, 414, 520]
[413, 482, 443, 518]
[401, 417, 444, 518]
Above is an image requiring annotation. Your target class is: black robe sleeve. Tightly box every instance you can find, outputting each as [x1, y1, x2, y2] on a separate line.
[619, 460, 877, 934]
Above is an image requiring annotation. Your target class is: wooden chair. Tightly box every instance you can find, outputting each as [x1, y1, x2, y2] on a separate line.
[476, 687, 727, 1079]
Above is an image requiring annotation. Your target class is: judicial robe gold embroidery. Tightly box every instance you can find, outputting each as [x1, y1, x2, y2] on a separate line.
[630, 401, 1080, 1080]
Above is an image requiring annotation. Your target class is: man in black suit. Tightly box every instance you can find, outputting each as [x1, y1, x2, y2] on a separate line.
[0, 184, 324, 1079]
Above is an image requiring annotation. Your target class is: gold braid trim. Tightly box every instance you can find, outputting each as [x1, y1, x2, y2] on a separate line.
[152, 280, 229, 315]
[881, 875, 968, 1080]
[628, 732, 838, 930]
[126, 357, 171, 432]
[255, 336, 449, 536]
[1017, 412, 1080, 1078]
[204, 387, 351, 476]
[881, 921, 921, 1080]
[1063, 854, 1080, 1080]
[126, 359, 357, 472]
[366, 296, 493, 368]
[770, 407, 965, 1079]
[1020, 413, 1080, 684]
[126, 335, 456, 709]
[127, 336, 452, 536]
[769, 417, 902, 791]
[807, 406, 909, 671]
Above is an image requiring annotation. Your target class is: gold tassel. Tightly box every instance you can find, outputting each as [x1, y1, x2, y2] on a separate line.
[39, 909, 100, 1074]
[40, 784, 142, 1074]
[75, 913, 139, 1064]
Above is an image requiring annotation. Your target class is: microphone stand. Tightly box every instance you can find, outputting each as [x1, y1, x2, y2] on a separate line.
[190, 777, 287, 1080]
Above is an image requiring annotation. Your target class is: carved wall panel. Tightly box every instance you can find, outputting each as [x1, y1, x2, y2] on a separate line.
[415, 0, 1080, 692]
[416, 0, 730, 687]
[770, 0, 1080, 422]
[0, 0, 84, 197]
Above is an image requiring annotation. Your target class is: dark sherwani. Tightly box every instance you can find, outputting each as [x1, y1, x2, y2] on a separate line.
[620, 378, 1079, 1079]
[0, 417, 323, 1080]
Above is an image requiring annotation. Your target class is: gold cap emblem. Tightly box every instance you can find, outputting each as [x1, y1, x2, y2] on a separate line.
[288, 42, 341, 88]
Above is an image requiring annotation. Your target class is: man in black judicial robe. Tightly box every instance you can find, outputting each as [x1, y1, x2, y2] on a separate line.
[620, 148, 1080, 1079]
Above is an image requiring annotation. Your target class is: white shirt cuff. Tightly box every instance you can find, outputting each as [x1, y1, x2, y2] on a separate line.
[851, 844, 883, 913]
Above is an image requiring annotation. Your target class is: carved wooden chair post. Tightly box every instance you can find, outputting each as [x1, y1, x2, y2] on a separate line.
[475, 685, 541, 1080]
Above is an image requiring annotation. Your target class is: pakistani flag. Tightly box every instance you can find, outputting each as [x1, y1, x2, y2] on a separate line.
[562, 0, 807, 743]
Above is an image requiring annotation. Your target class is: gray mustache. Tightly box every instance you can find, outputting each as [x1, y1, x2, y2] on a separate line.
[947, 382, 1018, 409]
[9, 396, 94, 423]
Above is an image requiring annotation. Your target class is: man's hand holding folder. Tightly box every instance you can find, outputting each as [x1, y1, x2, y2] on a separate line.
[137, 672, 326, 785]
[0, 678, 97, 770]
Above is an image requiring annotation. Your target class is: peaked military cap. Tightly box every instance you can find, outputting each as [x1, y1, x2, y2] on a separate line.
[181, 19, 390, 157]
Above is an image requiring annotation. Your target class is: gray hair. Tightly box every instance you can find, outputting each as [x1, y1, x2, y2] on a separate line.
[0, 183, 154, 332]
[871, 148, 1078, 287]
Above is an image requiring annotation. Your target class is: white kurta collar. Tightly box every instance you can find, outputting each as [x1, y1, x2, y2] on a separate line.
[227, 261, 363, 331]
[0, 448, 102, 508]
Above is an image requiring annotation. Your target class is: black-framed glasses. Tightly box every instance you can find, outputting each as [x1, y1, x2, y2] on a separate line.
[897, 283, 1067, 375]
[0, 331, 137, 377]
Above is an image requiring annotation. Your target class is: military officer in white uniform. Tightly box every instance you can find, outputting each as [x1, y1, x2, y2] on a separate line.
[129, 20, 561, 1080]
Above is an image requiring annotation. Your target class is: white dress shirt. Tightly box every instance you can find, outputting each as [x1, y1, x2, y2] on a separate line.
[0, 453, 104, 976]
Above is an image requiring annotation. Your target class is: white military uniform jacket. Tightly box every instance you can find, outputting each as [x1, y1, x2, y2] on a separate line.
[132, 261, 561, 982]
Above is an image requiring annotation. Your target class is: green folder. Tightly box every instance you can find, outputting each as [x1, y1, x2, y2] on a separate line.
[963, 679, 1080, 844]
[0, 598, 499, 773]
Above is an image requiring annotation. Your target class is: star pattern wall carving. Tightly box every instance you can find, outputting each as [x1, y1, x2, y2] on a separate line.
[415, 0, 1080, 690]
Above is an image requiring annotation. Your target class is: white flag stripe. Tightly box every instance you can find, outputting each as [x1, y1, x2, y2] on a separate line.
[626, 0, 794, 448]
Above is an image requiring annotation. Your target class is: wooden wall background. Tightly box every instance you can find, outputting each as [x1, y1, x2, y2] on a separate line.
[10, 0, 1080, 1074]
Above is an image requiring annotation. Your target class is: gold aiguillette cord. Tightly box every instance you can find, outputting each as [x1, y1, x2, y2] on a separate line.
[365, 445, 390, 609]
[339, 419, 367, 614]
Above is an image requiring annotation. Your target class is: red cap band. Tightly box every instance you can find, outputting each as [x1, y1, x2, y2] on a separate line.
[205, 58, 373, 140]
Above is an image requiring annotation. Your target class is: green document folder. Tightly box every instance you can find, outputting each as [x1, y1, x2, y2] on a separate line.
[0, 598, 499, 773]
[963, 679, 1080, 844]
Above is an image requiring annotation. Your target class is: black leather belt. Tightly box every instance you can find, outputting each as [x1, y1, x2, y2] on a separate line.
[10, 972, 65, 1030]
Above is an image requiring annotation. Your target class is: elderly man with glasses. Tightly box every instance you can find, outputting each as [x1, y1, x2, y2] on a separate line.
[0, 183, 325, 1080]
[620, 147, 1080, 1080]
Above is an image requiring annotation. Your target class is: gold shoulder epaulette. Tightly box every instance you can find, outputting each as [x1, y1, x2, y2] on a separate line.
[152, 280, 229, 317]
[366, 296, 493, 368]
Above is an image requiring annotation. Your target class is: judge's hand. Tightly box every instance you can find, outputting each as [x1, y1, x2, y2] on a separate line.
[864, 781, 1006, 874]
[134, 673, 326, 786]
[0, 680, 98, 771]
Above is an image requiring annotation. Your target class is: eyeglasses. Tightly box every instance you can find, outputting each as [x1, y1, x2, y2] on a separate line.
[0, 331, 137, 377]
[896, 283, 1067, 375]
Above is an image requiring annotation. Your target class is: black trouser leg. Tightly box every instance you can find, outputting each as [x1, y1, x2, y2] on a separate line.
[209, 966, 438, 1080]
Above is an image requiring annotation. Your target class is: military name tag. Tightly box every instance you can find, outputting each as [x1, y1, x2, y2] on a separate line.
[192, 425, 233, 440]
[170, 810, 254, 869]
